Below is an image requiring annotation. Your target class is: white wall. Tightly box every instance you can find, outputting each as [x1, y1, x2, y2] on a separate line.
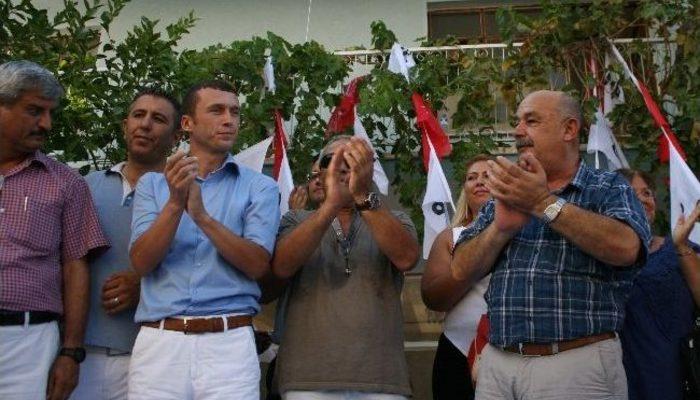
[34, 0, 428, 51]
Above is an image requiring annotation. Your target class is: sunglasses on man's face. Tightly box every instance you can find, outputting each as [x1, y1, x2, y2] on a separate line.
[319, 153, 334, 169]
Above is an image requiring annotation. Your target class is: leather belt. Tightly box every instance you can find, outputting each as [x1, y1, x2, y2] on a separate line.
[0, 310, 60, 326]
[503, 331, 616, 356]
[142, 315, 252, 334]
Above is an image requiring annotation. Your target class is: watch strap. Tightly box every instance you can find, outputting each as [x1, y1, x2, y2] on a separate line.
[59, 347, 86, 363]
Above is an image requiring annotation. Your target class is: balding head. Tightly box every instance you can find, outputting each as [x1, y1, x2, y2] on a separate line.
[523, 90, 582, 132]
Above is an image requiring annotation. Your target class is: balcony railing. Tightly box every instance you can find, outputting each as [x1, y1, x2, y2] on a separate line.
[334, 37, 676, 153]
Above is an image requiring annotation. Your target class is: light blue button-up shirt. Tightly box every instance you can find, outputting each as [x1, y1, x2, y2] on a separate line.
[130, 154, 280, 322]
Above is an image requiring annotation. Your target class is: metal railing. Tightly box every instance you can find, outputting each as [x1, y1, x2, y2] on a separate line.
[334, 37, 676, 152]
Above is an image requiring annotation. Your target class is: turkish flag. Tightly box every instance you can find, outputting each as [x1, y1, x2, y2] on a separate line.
[608, 40, 686, 162]
[412, 92, 452, 170]
[326, 76, 365, 137]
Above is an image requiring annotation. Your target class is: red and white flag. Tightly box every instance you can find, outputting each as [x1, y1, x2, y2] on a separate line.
[413, 93, 452, 170]
[422, 137, 455, 258]
[609, 39, 698, 240]
[669, 144, 700, 244]
[326, 76, 364, 137]
[273, 109, 294, 216]
[608, 40, 686, 162]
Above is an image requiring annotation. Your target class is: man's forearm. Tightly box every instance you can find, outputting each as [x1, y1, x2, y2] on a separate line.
[130, 202, 183, 276]
[272, 205, 336, 279]
[193, 214, 271, 280]
[451, 223, 512, 285]
[62, 258, 90, 347]
[545, 201, 642, 267]
[359, 206, 419, 271]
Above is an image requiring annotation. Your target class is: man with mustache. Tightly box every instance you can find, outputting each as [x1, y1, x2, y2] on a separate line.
[127, 80, 280, 399]
[451, 90, 650, 400]
[71, 88, 181, 400]
[0, 60, 109, 400]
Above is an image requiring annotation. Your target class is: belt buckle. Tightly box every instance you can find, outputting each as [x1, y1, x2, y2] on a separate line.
[518, 343, 542, 357]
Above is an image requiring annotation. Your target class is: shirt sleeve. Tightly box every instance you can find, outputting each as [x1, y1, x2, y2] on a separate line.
[61, 176, 110, 262]
[129, 172, 159, 249]
[242, 176, 281, 255]
[602, 174, 652, 266]
[391, 210, 418, 242]
[278, 210, 302, 238]
[454, 199, 495, 250]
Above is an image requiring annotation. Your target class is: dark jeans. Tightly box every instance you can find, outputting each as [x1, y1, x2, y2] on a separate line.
[432, 333, 474, 400]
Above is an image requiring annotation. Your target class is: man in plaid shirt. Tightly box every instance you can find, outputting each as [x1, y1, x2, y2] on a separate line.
[451, 90, 650, 400]
[0, 60, 109, 400]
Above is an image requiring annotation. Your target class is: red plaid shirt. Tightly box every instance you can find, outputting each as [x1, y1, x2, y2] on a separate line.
[0, 152, 109, 314]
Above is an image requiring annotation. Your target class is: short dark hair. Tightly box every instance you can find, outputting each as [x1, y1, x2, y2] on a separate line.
[182, 80, 237, 117]
[130, 87, 181, 123]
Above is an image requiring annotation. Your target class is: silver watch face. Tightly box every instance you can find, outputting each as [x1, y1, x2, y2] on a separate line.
[543, 199, 564, 222]
[544, 206, 558, 221]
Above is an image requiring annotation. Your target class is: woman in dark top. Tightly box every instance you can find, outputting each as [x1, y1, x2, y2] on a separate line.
[618, 168, 700, 400]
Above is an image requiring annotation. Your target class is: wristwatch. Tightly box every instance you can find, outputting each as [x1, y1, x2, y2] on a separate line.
[542, 197, 567, 224]
[355, 192, 381, 211]
[58, 347, 86, 364]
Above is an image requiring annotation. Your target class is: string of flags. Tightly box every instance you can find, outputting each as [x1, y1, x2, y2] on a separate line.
[607, 39, 699, 243]
[386, 41, 454, 257]
[235, 39, 698, 245]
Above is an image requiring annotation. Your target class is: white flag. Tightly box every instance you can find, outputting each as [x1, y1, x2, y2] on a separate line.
[602, 54, 625, 115]
[587, 109, 629, 170]
[422, 138, 455, 259]
[232, 137, 273, 173]
[388, 42, 415, 82]
[669, 144, 700, 244]
[263, 56, 276, 94]
[278, 147, 294, 216]
[353, 107, 389, 195]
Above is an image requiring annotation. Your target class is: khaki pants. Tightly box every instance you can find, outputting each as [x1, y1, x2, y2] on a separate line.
[476, 338, 627, 400]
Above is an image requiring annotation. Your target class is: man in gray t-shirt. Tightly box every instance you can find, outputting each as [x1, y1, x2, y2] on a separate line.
[271, 135, 420, 400]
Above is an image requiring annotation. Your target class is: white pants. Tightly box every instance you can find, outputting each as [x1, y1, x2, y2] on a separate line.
[70, 348, 130, 400]
[128, 325, 260, 400]
[284, 391, 408, 400]
[0, 321, 60, 400]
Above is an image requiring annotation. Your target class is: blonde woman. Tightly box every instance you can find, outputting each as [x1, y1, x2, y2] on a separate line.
[421, 155, 493, 400]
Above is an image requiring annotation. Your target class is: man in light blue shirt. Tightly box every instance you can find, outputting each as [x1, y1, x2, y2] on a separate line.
[128, 80, 280, 400]
[72, 87, 181, 400]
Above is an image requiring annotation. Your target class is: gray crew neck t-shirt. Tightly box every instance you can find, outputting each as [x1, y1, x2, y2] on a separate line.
[276, 209, 416, 396]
